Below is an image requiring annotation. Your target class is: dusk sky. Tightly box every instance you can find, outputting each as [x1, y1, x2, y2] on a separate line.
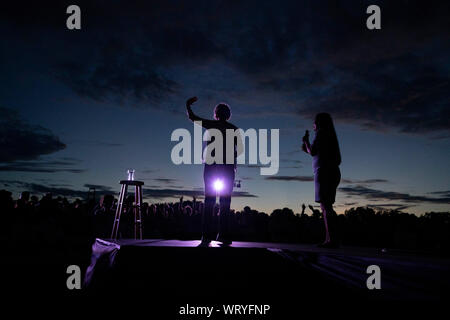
[1, 0, 449, 215]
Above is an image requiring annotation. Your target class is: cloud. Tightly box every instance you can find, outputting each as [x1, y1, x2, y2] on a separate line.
[283, 149, 301, 156]
[232, 191, 258, 198]
[341, 179, 389, 184]
[428, 190, 450, 197]
[57, 52, 178, 107]
[143, 187, 257, 199]
[141, 169, 158, 174]
[0, 107, 75, 175]
[281, 159, 302, 164]
[0, 180, 88, 198]
[0, 180, 120, 199]
[47, 183, 73, 188]
[339, 185, 450, 204]
[0, 159, 86, 173]
[83, 184, 113, 192]
[289, 6, 450, 136]
[0, 179, 253, 200]
[153, 178, 178, 184]
[2, 0, 450, 136]
[0, 107, 66, 162]
[240, 165, 265, 169]
[71, 140, 123, 147]
[265, 175, 313, 182]
[0, 158, 86, 173]
[366, 203, 415, 211]
[279, 158, 303, 169]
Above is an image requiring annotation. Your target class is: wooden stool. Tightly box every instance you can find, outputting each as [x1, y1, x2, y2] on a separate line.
[111, 180, 144, 240]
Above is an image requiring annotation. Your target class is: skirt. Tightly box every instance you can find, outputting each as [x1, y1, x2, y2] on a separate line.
[314, 166, 341, 204]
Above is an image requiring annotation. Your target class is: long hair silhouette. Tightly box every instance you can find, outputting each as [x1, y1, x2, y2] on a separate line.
[314, 113, 341, 166]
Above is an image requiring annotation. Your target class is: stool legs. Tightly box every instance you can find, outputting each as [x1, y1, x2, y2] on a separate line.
[111, 182, 144, 240]
[111, 183, 127, 239]
[134, 185, 143, 240]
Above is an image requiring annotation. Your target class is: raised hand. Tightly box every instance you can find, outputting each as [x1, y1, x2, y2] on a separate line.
[185, 96, 203, 122]
[301, 143, 308, 153]
[302, 130, 310, 143]
[186, 96, 198, 107]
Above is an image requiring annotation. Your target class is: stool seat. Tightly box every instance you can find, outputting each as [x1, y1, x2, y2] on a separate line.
[111, 179, 145, 240]
[119, 180, 144, 186]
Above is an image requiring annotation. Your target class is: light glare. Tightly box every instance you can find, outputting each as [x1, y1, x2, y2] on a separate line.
[213, 179, 224, 192]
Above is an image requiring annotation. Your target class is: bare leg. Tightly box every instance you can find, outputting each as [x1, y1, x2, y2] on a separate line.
[320, 203, 332, 243]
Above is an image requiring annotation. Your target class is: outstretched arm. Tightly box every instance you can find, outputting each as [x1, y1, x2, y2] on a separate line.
[186, 96, 207, 122]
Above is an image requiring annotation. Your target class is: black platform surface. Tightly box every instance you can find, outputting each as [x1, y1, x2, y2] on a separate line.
[85, 238, 450, 302]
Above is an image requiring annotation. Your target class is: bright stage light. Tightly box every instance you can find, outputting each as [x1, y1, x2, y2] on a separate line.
[213, 179, 224, 192]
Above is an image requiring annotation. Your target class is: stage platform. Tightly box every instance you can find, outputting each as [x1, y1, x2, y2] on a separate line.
[84, 238, 450, 301]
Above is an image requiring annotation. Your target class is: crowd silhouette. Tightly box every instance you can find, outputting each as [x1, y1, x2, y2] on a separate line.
[1, 189, 449, 254]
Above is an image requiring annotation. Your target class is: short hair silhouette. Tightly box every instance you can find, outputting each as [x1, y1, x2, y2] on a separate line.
[214, 103, 231, 121]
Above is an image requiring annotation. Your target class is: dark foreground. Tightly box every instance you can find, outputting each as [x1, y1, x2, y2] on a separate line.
[1, 238, 449, 316]
[85, 239, 449, 300]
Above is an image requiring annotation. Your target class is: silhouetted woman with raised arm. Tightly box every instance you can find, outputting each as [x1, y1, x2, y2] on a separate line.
[302, 113, 341, 248]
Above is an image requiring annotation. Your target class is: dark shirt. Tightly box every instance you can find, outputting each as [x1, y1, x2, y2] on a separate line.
[187, 108, 243, 167]
[311, 131, 341, 173]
